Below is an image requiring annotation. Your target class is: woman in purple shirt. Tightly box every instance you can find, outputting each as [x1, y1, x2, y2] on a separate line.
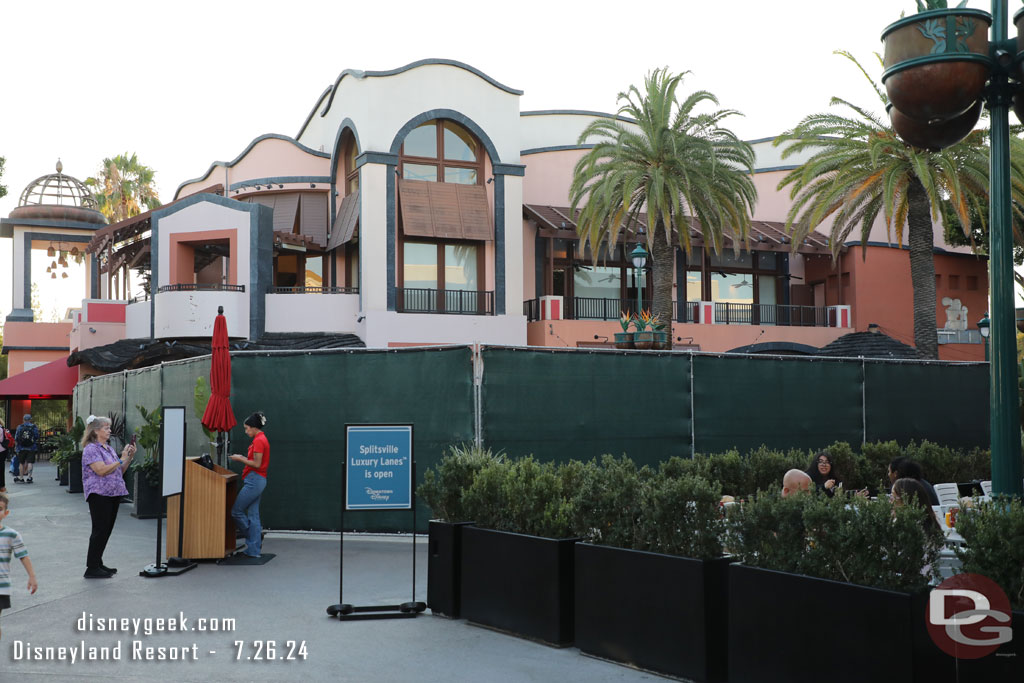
[81, 415, 136, 578]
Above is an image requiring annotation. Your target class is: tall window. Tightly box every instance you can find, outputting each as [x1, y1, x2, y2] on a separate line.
[685, 248, 781, 305]
[398, 120, 487, 304]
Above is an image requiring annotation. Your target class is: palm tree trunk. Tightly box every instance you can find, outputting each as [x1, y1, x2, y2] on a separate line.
[651, 221, 675, 329]
[908, 179, 938, 359]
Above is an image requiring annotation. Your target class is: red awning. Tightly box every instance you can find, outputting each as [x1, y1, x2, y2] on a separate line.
[0, 357, 78, 399]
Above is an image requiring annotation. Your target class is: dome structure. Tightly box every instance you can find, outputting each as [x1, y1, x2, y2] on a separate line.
[10, 159, 105, 225]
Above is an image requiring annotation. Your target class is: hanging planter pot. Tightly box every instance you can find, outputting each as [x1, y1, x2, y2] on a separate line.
[613, 332, 635, 349]
[881, 8, 991, 124]
[888, 99, 982, 151]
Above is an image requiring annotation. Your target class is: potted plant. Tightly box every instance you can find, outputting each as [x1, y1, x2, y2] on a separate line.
[650, 315, 670, 350]
[881, 1, 991, 126]
[194, 377, 223, 463]
[613, 311, 634, 349]
[65, 417, 86, 494]
[50, 419, 83, 487]
[632, 310, 655, 350]
[724, 492, 945, 682]
[129, 405, 163, 519]
[459, 456, 581, 646]
[418, 444, 502, 618]
[573, 457, 732, 682]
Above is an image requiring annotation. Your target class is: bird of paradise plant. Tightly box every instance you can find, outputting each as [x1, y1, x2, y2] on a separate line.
[633, 309, 654, 332]
[619, 310, 632, 332]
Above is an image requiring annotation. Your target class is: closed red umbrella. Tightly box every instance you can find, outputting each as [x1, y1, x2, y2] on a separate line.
[202, 307, 236, 438]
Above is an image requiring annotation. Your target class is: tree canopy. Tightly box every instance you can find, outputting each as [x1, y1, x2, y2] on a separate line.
[570, 68, 757, 327]
[85, 152, 160, 223]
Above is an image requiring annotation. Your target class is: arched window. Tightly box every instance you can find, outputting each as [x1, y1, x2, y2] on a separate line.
[397, 120, 490, 314]
[400, 120, 482, 185]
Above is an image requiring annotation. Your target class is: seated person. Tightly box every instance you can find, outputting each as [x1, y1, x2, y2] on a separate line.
[806, 452, 840, 497]
[891, 477, 943, 537]
[888, 457, 940, 506]
[781, 469, 811, 498]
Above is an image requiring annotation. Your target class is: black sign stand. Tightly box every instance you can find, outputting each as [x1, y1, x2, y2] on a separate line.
[326, 424, 426, 620]
[141, 406, 197, 577]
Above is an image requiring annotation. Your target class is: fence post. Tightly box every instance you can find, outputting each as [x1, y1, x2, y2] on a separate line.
[861, 357, 867, 446]
[473, 344, 483, 449]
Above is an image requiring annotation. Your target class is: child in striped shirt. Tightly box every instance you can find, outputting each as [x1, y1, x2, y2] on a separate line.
[0, 492, 38, 640]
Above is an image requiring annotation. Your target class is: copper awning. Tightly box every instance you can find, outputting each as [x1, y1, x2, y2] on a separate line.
[522, 204, 835, 255]
[327, 193, 359, 251]
[398, 179, 493, 240]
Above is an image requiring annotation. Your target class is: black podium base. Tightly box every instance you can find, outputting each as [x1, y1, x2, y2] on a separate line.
[140, 559, 197, 578]
[326, 602, 426, 620]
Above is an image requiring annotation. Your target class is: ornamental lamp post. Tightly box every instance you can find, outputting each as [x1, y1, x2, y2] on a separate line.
[978, 313, 991, 361]
[630, 243, 648, 319]
[880, 0, 1022, 497]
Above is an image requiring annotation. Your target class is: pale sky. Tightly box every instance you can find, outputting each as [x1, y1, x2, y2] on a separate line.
[0, 0, 940, 320]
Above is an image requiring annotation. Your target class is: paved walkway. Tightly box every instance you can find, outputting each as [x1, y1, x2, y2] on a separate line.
[1, 463, 660, 682]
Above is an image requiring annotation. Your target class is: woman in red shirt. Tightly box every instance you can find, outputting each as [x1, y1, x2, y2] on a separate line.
[229, 412, 269, 558]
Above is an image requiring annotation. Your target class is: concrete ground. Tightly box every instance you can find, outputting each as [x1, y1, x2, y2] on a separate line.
[1, 462, 661, 682]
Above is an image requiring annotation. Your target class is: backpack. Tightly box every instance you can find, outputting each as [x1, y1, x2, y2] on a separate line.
[18, 427, 35, 448]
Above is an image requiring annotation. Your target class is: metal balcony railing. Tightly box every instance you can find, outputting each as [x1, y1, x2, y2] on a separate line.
[396, 288, 494, 315]
[522, 297, 829, 326]
[270, 286, 358, 294]
[714, 302, 826, 326]
[157, 283, 245, 293]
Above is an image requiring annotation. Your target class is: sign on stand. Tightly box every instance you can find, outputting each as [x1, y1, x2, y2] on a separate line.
[345, 425, 413, 510]
[326, 424, 425, 620]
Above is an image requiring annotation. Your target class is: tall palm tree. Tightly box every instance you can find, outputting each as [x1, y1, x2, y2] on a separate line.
[570, 68, 757, 327]
[775, 52, 1024, 359]
[85, 152, 160, 223]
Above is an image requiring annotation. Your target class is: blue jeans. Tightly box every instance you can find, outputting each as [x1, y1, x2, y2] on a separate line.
[231, 473, 266, 556]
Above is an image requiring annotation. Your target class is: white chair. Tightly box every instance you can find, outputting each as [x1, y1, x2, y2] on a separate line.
[933, 483, 961, 507]
[980, 480, 992, 497]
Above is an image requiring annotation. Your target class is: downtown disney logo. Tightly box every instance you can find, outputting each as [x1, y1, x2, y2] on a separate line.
[926, 573, 1015, 659]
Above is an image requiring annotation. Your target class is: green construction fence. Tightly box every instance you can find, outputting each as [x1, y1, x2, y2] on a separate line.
[74, 345, 990, 532]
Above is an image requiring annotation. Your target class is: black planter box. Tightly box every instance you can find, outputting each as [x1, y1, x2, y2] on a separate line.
[575, 544, 732, 682]
[68, 456, 83, 494]
[58, 468, 69, 486]
[131, 471, 164, 519]
[728, 564, 1024, 683]
[910, 591, 1024, 682]
[460, 526, 579, 646]
[729, 564, 916, 683]
[427, 520, 474, 618]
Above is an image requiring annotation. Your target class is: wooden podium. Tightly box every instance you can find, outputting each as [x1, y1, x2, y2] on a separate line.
[166, 458, 239, 560]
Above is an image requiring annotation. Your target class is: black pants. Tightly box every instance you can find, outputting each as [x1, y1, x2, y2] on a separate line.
[87, 494, 121, 569]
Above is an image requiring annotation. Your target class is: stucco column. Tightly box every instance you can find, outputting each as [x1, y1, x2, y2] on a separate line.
[355, 156, 396, 313]
[499, 173, 524, 316]
[7, 229, 31, 321]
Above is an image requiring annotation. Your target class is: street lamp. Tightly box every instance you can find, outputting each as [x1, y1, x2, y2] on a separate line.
[978, 314, 991, 362]
[881, 1, 1022, 497]
[630, 243, 648, 319]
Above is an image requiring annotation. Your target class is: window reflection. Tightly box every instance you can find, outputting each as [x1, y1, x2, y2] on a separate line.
[404, 123, 437, 157]
[305, 255, 323, 288]
[444, 167, 477, 185]
[444, 245, 478, 291]
[444, 122, 478, 162]
[574, 266, 621, 299]
[686, 271, 702, 301]
[403, 164, 437, 181]
[711, 272, 754, 304]
[404, 242, 438, 288]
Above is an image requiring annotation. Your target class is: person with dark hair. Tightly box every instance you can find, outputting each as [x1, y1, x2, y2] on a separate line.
[230, 412, 269, 558]
[891, 477, 942, 536]
[13, 415, 39, 484]
[80, 415, 136, 578]
[806, 452, 839, 497]
[888, 457, 940, 506]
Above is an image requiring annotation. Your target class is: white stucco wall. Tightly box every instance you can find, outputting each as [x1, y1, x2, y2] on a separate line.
[125, 300, 150, 338]
[363, 310, 526, 347]
[153, 290, 248, 338]
[302, 63, 522, 164]
[264, 293, 361, 333]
